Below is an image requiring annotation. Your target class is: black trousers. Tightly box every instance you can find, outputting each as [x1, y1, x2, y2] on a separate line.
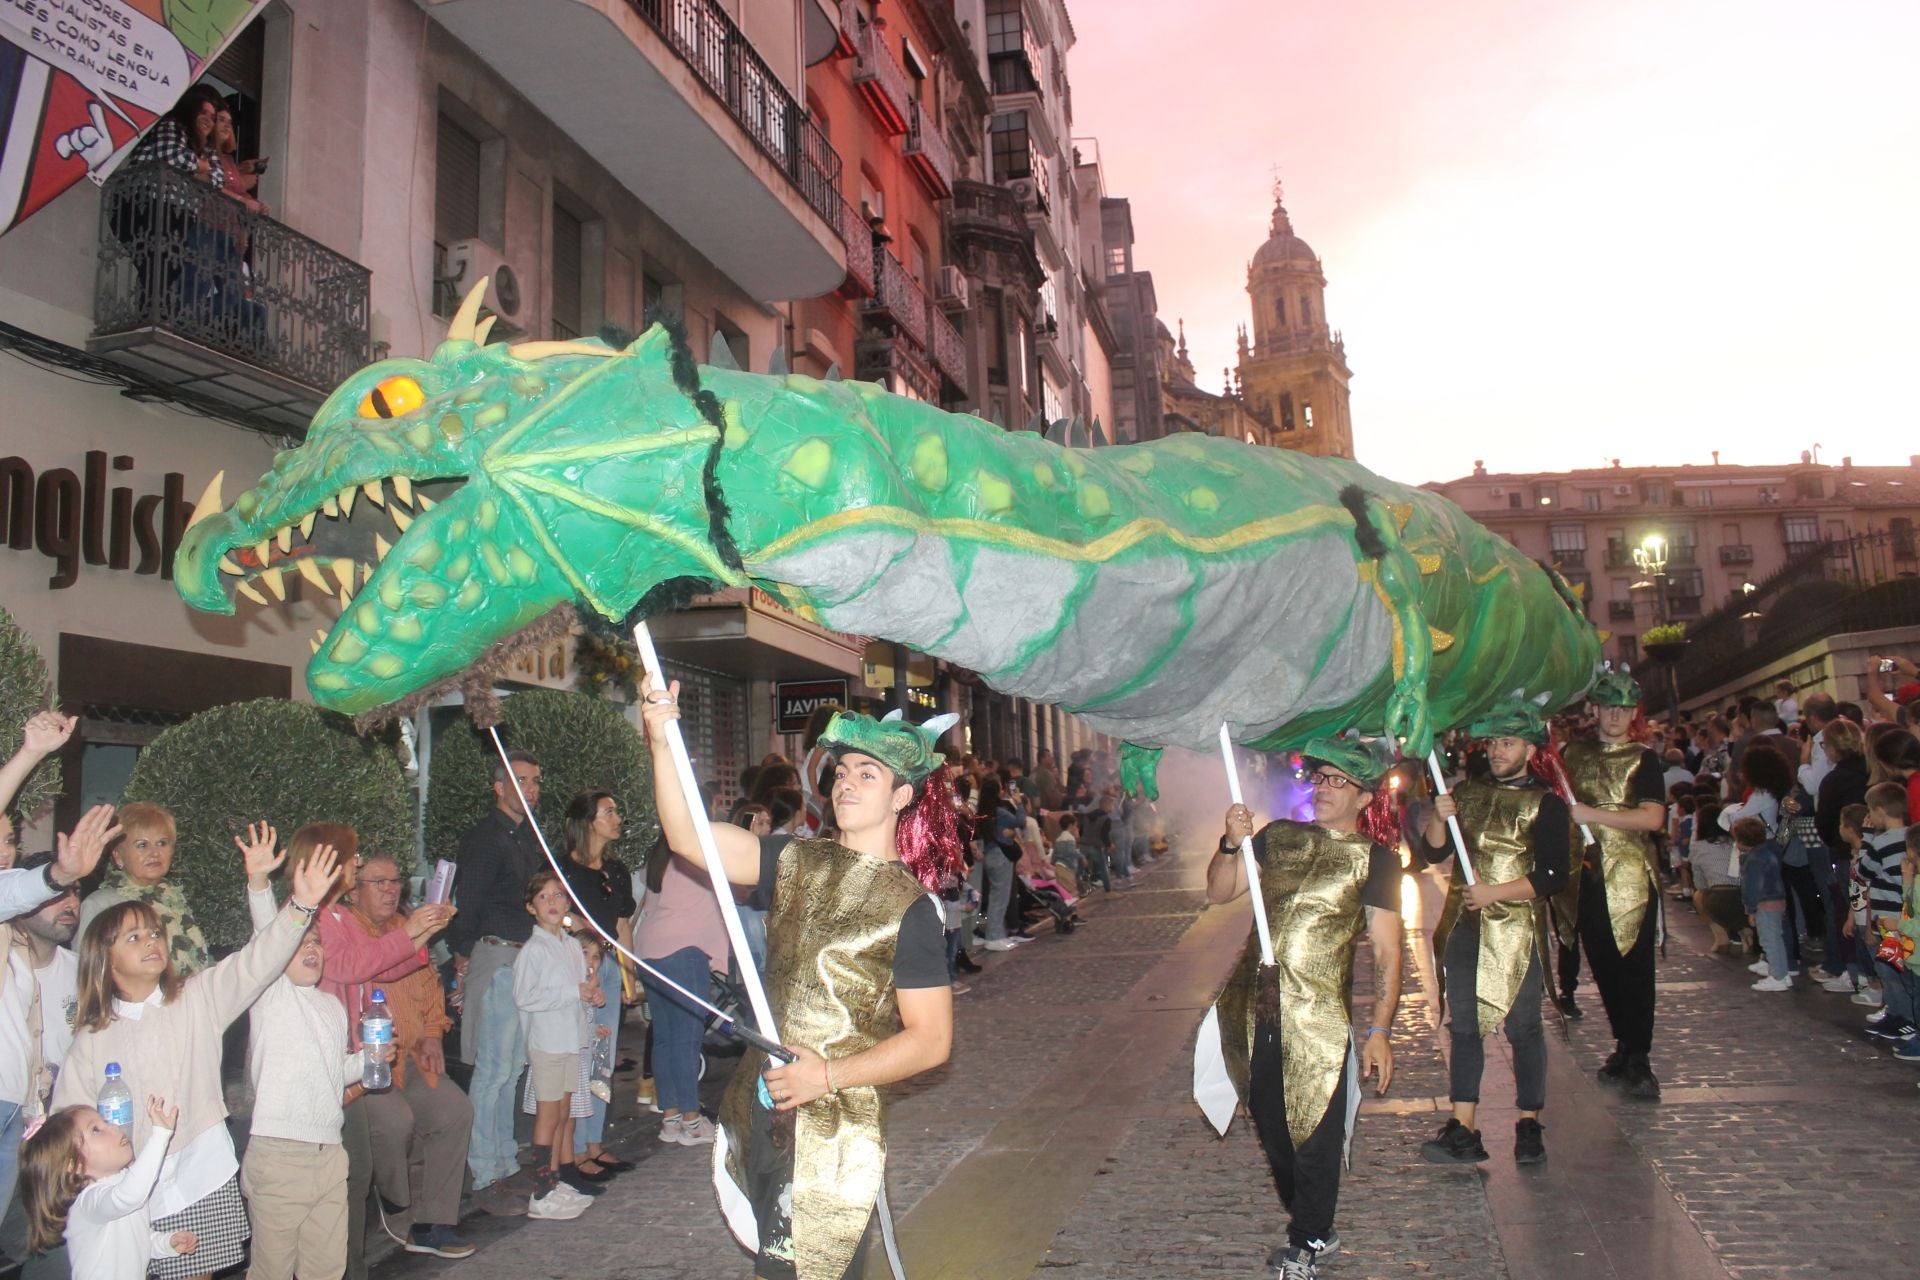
[1576, 871, 1657, 1058]
[1780, 861, 1825, 943]
[745, 1095, 881, 1280]
[1247, 1019, 1349, 1251]
[1442, 918, 1548, 1111]
[1557, 932, 1582, 1001]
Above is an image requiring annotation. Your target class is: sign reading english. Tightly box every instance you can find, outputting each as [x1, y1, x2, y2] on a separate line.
[0, 450, 196, 588]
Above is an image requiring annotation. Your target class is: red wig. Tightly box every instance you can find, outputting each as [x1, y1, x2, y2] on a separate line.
[1357, 782, 1402, 850]
[897, 765, 966, 891]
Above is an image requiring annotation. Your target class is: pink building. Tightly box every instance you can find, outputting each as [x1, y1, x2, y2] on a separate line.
[1423, 454, 1920, 665]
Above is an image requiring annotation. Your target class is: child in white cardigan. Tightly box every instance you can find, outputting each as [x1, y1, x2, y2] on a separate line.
[20, 1094, 197, 1279]
[513, 872, 601, 1220]
[239, 823, 365, 1280]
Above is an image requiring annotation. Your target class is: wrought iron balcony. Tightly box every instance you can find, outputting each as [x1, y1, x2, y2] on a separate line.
[927, 298, 967, 398]
[89, 164, 370, 435]
[904, 101, 954, 198]
[629, 0, 842, 223]
[1550, 548, 1587, 570]
[848, 4, 912, 136]
[839, 196, 875, 298]
[866, 247, 928, 350]
[1604, 547, 1635, 569]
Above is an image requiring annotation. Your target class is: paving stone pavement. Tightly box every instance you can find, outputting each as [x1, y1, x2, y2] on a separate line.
[371, 853, 1920, 1280]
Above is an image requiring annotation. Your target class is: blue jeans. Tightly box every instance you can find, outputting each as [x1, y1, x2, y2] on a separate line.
[0, 1099, 24, 1222]
[1756, 906, 1791, 979]
[577, 949, 623, 1152]
[1083, 845, 1111, 892]
[642, 947, 713, 1116]
[739, 907, 767, 976]
[465, 954, 527, 1188]
[1111, 835, 1133, 881]
[1876, 958, 1918, 1025]
[983, 849, 1014, 941]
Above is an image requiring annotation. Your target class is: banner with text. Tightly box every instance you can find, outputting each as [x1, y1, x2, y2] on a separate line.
[0, 0, 271, 235]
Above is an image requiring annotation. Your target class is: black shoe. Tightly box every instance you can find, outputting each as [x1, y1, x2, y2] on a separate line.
[557, 1164, 607, 1195]
[1557, 995, 1584, 1020]
[1269, 1246, 1319, 1279]
[1514, 1117, 1546, 1164]
[1419, 1118, 1488, 1165]
[1866, 1019, 1917, 1042]
[1621, 1055, 1662, 1101]
[1265, 1234, 1340, 1268]
[1596, 1049, 1628, 1088]
[955, 953, 983, 975]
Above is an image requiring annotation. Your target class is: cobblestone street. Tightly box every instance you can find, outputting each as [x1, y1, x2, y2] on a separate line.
[373, 842, 1920, 1280]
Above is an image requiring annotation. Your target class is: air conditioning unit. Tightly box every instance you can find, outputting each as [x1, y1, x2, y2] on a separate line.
[1612, 484, 1634, 496]
[935, 264, 969, 310]
[1489, 486, 1506, 498]
[1006, 177, 1042, 209]
[444, 239, 524, 322]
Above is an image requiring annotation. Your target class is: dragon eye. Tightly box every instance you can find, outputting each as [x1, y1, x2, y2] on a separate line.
[357, 376, 426, 420]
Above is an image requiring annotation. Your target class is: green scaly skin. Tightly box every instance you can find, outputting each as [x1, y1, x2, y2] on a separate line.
[174, 318, 1602, 791]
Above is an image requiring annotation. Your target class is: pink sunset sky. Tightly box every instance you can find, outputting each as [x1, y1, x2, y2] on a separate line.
[1069, 0, 1920, 485]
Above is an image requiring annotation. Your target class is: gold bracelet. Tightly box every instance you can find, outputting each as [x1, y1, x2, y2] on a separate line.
[824, 1058, 838, 1097]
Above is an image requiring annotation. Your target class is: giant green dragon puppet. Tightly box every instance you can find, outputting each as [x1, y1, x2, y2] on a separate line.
[173, 282, 1601, 783]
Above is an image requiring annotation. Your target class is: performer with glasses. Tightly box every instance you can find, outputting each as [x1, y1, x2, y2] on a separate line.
[1208, 734, 1405, 1280]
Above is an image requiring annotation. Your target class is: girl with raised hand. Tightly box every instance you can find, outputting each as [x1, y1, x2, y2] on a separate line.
[53, 840, 341, 1280]
[20, 1093, 198, 1279]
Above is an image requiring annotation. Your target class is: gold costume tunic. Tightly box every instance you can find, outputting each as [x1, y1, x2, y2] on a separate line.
[1214, 821, 1378, 1149]
[1431, 779, 1556, 1037]
[718, 838, 930, 1280]
[1562, 740, 1661, 955]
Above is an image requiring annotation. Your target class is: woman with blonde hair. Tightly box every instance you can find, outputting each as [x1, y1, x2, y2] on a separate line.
[53, 840, 340, 1279]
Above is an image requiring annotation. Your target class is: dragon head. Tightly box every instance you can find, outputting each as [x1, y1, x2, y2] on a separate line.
[174, 281, 740, 718]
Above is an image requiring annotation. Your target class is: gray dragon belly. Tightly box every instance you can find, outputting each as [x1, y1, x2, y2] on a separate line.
[753, 527, 1391, 751]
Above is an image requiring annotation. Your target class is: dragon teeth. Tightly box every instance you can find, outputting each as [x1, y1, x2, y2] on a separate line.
[418, 494, 435, 510]
[300, 512, 316, 539]
[391, 476, 413, 506]
[237, 580, 268, 605]
[339, 486, 357, 518]
[253, 540, 270, 564]
[275, 526, 292, 554]
[296, 558, 329, 590]
[185, 470, 226, 530]
[374, 533, 392, 561]
[218, 556, 243, 575]
[337, 586, 351, 608]
[360, 562, 374, 585]
[259, 568, 287, 601]
[391, 508, 413, 532]
[310, 637, 321, 655]
[329, 558, 356, 592]
[323, 495, 340, 518]
[362, 480, 386, 508]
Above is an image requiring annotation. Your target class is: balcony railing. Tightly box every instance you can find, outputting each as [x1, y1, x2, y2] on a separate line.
[1550, 548, 1587, 570]
[1608, 600, 1636, 621]
[628, 0, 842, 224]
[93, 164, 370, 403]
[839, 197, 875, 297]
[867, 248, 928, 349]
[848, 7, 912, 135]
[927, 297, 967, 396]
[904, 101, 954, 198]
[1604, 547, 1634, 569]
[1719, 544, 1754, 565]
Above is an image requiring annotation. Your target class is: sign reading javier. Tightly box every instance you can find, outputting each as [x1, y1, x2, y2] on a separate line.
[775, 679, 848, 735]
[0, 0, 272, 234]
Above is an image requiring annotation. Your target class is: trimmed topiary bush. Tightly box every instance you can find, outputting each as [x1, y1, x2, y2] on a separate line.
[425, 689, 656, 869]
[124, 699, 412, 947]
[0, 606, 60, 824]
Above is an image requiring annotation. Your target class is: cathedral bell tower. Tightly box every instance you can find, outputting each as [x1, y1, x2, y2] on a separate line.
[1237, 182, 1354, 458]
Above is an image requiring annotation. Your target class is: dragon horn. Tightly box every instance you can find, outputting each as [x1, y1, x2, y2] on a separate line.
[446, 276, 491, 343]
[922, 712, 961, 738]
[881, 709, 904, 723]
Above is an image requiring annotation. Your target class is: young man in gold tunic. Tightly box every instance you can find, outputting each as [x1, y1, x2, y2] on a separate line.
[1564, 666, 1669, 1100]
[643, 678, 957, 1280]
[1209, 735, 1405, 1280]
[1416, 697, 1570, 1166]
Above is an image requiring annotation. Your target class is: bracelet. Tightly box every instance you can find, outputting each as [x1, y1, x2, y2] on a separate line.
[288, 900, 320, 918]
[1366, 1026, 1391, 1039]
[41, 862, 69, 893]
[823, 1057, 838, 1097]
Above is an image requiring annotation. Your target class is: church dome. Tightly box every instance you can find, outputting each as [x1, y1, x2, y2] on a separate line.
[1252, 192, 1318, 267]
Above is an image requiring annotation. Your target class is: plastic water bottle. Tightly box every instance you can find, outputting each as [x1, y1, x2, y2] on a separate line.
[98, 1062, 134, 1130]
[360, 990, 394, 1091]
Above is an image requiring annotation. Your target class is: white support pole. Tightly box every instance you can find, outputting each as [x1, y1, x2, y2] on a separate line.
[631, 622, 781, 1047]
[1425, 750, 1478, 886]
[1217, 724, 1275, 966]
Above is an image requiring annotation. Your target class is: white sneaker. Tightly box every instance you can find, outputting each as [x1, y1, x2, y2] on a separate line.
[984, 939, 1019, 952]
[1752, 976, 1792, 992]
[548, 1183, 594, 1209]
[1007, 935, 1034, 945]
[1822, 975, 1858, 993]
[1858, 990, 1888, 1009]
[528, 1189, 587, 1220]
[676, 1114, 716, 1146]
[657, 1114, 684, 1143]
[1748, 961, 1771, 976]
[1866, 1006, 1890, 1024]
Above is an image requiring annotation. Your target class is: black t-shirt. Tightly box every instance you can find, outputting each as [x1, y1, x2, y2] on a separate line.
[558, 855, 637, 937]
[1359, 840, 1403, 912]
[1630, 748, 1668, 809]
[756, 836, 949, 990]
